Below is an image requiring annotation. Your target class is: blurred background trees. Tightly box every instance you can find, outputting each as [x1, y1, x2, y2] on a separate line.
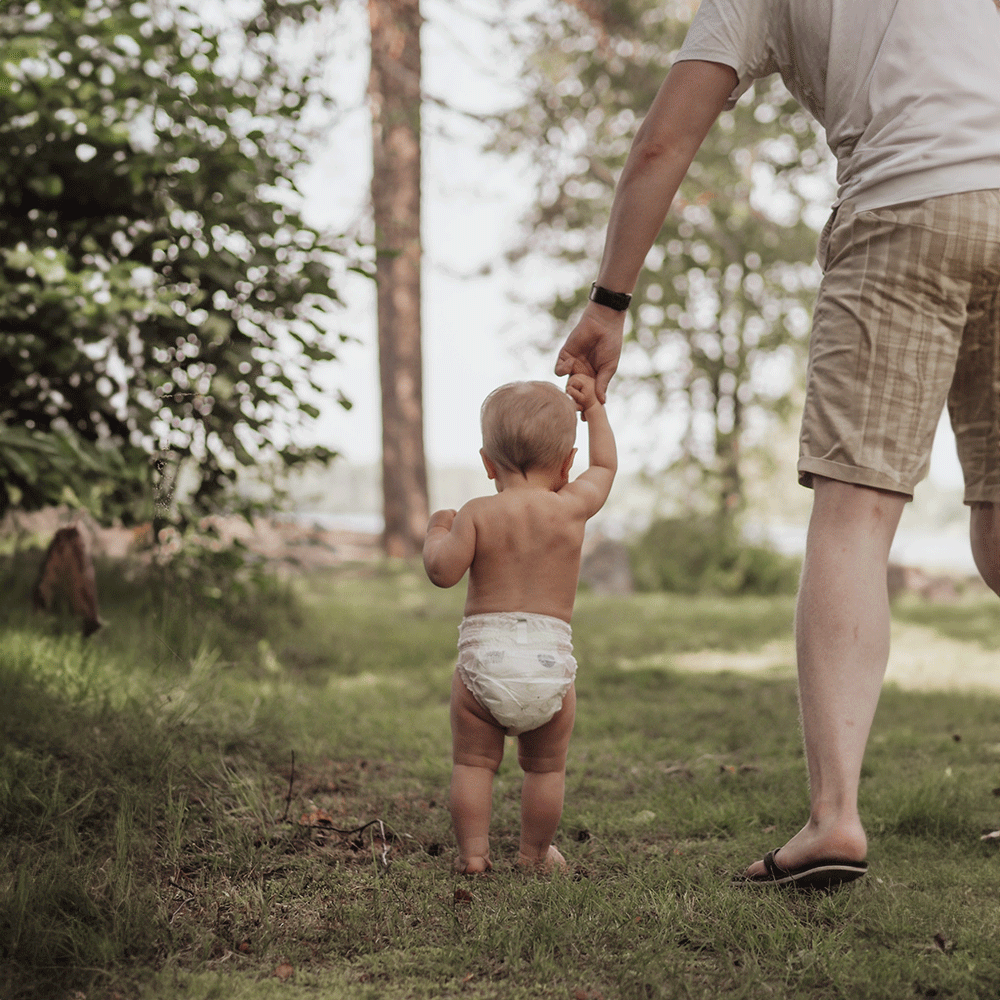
[369, 0, 428, 558]
[1, 0, 838, 573]
[496, 0, 834, 524]
[0, 0, 353, 525]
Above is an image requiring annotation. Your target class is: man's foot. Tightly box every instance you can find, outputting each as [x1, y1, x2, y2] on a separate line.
[455, 854, 492, 874]
[743, 820, 867, 883]
[516, 845, 567, 872]
[739, 848, 868, 889]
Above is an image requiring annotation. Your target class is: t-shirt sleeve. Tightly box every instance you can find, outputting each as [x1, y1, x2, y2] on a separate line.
[675, 0, 777, 109]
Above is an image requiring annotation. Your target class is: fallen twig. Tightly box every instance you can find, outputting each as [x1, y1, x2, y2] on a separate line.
[290, 817, 384, 836]
[377, 818, 389, 866]
[167, 878, 195, 897]
[279, 750, 295, 823]
[271, 749, 391, 862]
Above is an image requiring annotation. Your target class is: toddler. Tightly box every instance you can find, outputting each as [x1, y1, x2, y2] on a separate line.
[423, 374, 616, 873]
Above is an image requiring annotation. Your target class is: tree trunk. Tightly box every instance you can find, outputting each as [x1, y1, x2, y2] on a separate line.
[369, 0, 428, 557]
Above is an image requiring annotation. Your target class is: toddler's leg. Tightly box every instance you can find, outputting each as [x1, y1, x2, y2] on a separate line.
[450, 671, 505, 873]
[516, 685, 576, 870]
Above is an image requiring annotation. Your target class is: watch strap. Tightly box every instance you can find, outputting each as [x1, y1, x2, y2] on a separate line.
[589, 283, 632, 311]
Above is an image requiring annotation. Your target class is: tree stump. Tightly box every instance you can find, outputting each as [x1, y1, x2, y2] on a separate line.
[32, 525, 103, 637]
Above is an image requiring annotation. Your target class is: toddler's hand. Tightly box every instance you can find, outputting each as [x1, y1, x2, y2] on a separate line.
[566, 373, 599, 415]
[427, 508, 457, 531]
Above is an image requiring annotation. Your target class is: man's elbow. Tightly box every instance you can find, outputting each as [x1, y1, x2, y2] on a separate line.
[629, 115, 701, 177]
[631, 127, 669, 165]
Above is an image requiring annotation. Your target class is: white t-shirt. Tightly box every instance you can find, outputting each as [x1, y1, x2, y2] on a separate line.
[676, 0, 1000, 210]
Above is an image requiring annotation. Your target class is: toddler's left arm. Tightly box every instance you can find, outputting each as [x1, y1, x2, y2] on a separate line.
[423, 506, 476, 588]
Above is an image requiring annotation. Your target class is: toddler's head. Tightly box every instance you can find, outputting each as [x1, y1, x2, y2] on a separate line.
[480, 381, 577, 477]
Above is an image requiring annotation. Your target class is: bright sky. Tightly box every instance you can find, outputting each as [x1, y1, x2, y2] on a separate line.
[298, 0, 553, 471]
[295, 1, 966, 493]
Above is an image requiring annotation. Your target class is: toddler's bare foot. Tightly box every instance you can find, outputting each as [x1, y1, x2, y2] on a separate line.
[454, 854, 492, 875]
[516, 845, 566, 872]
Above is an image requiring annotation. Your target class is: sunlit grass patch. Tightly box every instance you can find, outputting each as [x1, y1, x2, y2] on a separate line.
[892, 591, 1000, 650]
[0, 627, 133, 707]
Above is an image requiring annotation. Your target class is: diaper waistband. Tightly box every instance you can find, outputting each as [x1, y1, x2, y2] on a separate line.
[458, 612, 572, 648]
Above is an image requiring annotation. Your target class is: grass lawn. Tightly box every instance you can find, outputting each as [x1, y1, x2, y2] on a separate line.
[1, 555, 999, 999]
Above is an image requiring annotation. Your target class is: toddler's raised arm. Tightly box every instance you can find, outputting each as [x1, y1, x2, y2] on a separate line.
[565, 373, 617, 516]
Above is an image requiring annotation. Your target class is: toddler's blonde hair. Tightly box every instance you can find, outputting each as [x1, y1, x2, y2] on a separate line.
[480, 381, 577, 476]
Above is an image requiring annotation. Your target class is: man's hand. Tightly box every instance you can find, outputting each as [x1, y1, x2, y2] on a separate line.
[555, 303, 624, 404]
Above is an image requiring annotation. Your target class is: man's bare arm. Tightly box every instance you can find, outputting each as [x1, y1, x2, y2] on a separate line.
[556, 59, 738, 401]
[596, 59, 737, 292]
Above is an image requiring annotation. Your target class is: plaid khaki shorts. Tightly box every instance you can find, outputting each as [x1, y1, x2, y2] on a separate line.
[798, 189, 1000, 502]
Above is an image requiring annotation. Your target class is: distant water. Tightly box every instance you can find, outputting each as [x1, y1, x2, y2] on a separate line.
[287, 511, 384, 535]
[755, 522, 977, 575]
[888, 529, 977, 574]
[287, 511, 978, 575]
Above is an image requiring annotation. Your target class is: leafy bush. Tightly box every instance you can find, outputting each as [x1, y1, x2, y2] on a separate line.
[629, 516, 801, 596]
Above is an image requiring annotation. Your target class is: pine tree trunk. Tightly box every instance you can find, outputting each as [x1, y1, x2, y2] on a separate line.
[369, 0, 428, 557]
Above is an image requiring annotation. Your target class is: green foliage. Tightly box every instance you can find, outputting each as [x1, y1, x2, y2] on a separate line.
[630, 515, 801, 595]
[497, 0, 834, 515]
[144, 528, 282, 614]
[0, 421, 139, 515]
[0, 0, 358, 523]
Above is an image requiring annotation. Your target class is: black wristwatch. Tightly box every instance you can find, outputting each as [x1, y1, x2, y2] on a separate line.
[589, 283, 632, 311]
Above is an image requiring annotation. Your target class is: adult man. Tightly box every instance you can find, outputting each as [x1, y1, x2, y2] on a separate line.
[556, 0, 1000, 888]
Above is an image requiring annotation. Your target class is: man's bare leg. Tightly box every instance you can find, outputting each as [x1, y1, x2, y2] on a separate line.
[745, 477, 906, 877]
[970, 502, 1000, 595]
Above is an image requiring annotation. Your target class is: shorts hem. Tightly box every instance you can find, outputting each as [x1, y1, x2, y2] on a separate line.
[962, 488, 1000, 506]
[797, 457, 914, 498]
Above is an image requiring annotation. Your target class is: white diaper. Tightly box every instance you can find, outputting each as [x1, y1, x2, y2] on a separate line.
[456, 612, 577, 736]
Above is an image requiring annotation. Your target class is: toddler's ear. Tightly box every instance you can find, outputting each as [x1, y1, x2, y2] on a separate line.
[480, 448, 498, 481]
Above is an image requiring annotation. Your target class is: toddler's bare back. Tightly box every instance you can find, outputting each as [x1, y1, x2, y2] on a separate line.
[463, 488, 587, 623]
